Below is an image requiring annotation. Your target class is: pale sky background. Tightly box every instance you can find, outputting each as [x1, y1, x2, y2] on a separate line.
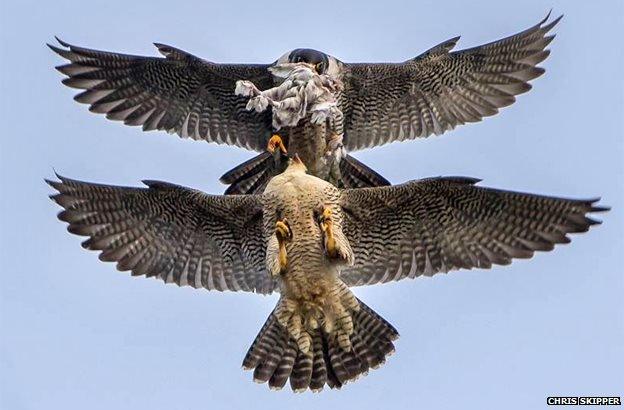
[1, 0, 622, 409]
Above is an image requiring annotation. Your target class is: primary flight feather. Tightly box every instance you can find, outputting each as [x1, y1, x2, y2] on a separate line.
[49, 12, 561, 194]
[47, 157, 606, 391]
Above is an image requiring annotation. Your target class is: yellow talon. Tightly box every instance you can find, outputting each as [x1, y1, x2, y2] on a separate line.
[318, 207, 337, 258]
[275, 219, 292, 275]
[267, 134, 287, 155]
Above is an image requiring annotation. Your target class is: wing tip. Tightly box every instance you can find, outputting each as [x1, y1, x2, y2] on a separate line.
[54, 36, 70, 47]
[45, 169, 66, 185]
[47, 42, 68, 58]
[48, 36, 71, 54]
[47, 42, 61, 52]
[530, 10, 563, 37]
[581, 198, 609, 227]
[541, 13, 564, 34]
[153, 42, 192, 60]
[142, 179, 163, 188]
[153, 42, 169, 57]
[446, 35, 461, 49]
[540, 9, 553, 25]
[449, 176, 482, 185]
[588, 197, 610, 214]
[141, 179, 183, 189]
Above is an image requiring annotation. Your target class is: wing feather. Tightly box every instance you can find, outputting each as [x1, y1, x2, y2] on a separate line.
[342, 13, 562, 150]
[49, 39, 274, 152]
[47, 174, 275, 294]
[339, 177, 607, 286]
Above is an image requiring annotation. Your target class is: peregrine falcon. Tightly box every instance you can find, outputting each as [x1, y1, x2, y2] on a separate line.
[47, 158, 606, 391]
[49, 13, 561, 194]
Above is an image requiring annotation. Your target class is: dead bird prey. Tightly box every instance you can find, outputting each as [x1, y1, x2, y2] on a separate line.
[234, 62, 346, 190]
[236, 62, 343, 130]
[47, 158, 606, 392]
[49, 13, 561, 194]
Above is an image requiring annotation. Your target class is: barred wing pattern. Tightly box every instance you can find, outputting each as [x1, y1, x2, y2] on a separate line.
[48, 175, 275, 294]
[342, 13, 562, 151]
[339, 177, 607, 286]
[49, 39, 273, 151]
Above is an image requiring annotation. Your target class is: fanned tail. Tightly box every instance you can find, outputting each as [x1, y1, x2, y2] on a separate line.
[221, 152, 388, 194]
[242, 297, 399, 392]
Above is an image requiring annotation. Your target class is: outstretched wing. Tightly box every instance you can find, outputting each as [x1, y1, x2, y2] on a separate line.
[47, 174, 276, 294]
[49, 39, 273, 151]
[339, 177, 607, 286]
[341, 13, 561, 151]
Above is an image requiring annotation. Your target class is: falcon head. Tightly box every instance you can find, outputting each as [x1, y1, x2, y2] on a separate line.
[275, 48, 342, 76]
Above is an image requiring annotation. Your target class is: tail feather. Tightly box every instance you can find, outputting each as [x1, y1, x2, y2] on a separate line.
[252, 331, 286, 384]
[269, 339, 297, 390]
[339, 154, 390, 189]
[225, 168, 270, 196]
[221, 151, 286, 195]
[353, 301, 398, 368]
[336, 343, 365, 383]
[290, 350, 313, 392]
[242, 313, 278, 371]
[243, 297, 399, 391]
[220, 151, 272, 185]
[221, 152, 389, 195]
[350, 332, 373, 373]
[355, 301, 399, 345]
[358, 332, 388, 369]
[321, 336, 341, 389]
[328, 341, 350, 385]
[310, 333, 329, 391]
